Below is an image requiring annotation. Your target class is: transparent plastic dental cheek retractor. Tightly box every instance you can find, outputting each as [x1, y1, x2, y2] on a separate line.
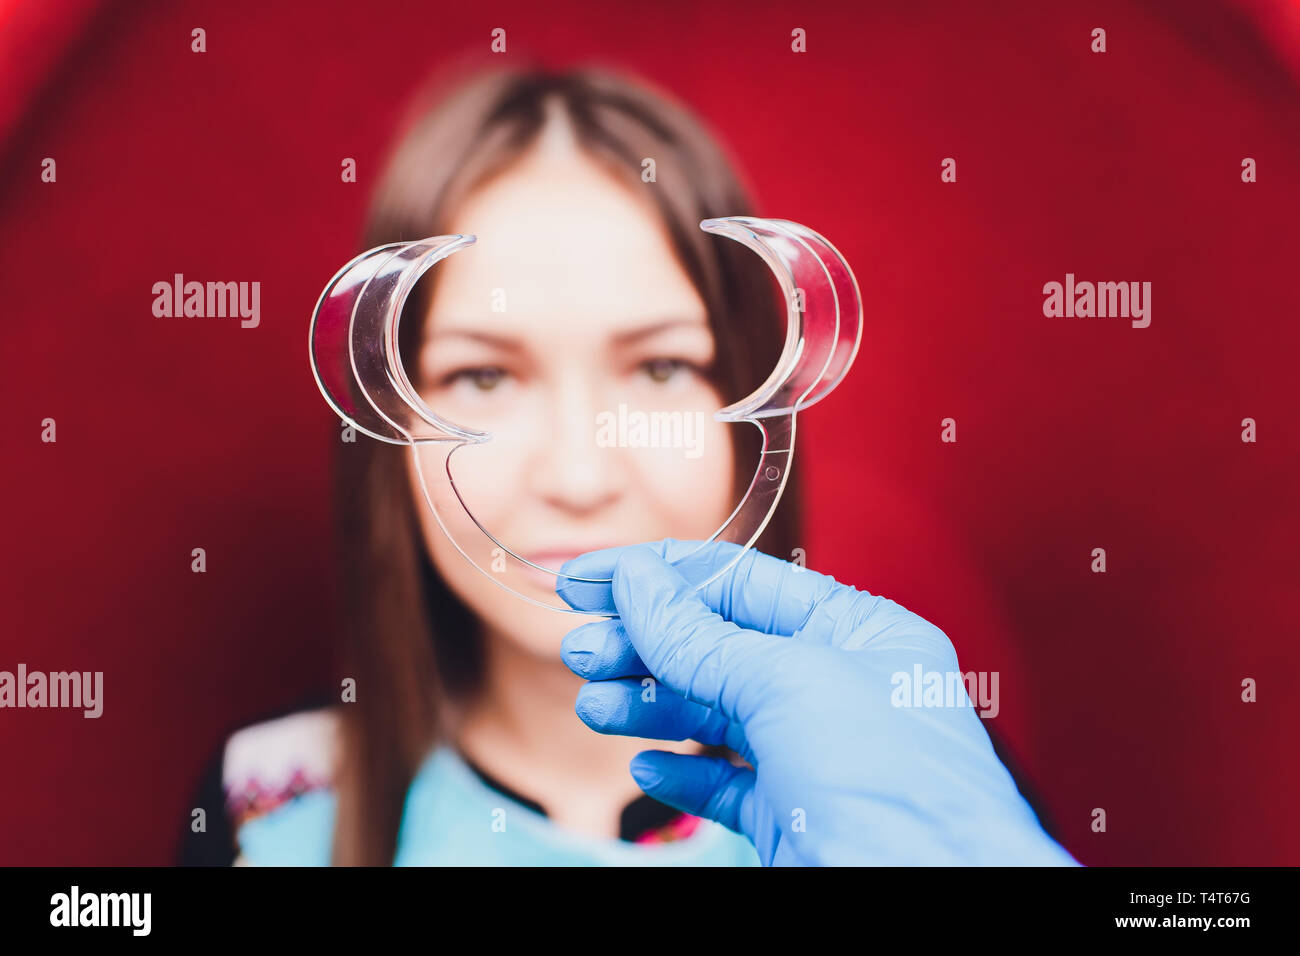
[309, 217, 862, 615]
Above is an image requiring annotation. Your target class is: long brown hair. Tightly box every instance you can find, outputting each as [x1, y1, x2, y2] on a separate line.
[330, 64, 802, 865]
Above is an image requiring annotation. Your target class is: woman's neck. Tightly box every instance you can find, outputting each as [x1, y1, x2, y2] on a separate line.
[450, 622, 699, 840]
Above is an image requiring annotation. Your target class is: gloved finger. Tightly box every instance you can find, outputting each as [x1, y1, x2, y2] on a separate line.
[559, 618, 647, 680]
[557, 538, 876, 641]
[596, 545, 796, 721]
[558, 539, 760, 621]
[629, 750, 758, 842]
[573, 678, 738, 749]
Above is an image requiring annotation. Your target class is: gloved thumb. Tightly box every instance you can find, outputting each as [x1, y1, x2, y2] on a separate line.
[610, 545, 789, 719]
[630, 751, 758, 841]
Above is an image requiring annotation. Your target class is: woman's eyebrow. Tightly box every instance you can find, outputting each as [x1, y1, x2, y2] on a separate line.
[611, 317, 710, 347]
[425, 317, 709, 351]
[424, 328, 525, 352]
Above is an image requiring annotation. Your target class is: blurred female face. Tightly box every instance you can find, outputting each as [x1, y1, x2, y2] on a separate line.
[407, 110, 737, 656]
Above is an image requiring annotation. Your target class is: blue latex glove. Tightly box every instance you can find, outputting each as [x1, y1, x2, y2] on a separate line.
[557, 539, 1079, 866]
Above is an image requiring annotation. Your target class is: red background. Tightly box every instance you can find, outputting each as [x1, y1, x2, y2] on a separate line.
[1, 0, 1297, 865]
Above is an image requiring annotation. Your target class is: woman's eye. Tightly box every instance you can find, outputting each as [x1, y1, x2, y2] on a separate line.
[443, 366, 508, 391]
[640, 357, 695, 384]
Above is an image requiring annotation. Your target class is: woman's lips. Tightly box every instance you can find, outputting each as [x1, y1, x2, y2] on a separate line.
[516, 548, 617, 592]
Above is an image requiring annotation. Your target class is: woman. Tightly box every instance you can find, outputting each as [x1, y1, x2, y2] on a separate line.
[181, 64, 795, 866]
[180, 65, 1051, 866]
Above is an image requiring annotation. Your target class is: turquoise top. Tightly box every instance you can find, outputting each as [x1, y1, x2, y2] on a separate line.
[237, 744, 762, 866]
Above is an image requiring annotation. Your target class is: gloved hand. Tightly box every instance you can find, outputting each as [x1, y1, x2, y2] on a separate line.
[556, 539, 1079, 866]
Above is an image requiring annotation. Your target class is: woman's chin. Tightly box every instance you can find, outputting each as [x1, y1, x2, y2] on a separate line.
[478, 587, 606, 661]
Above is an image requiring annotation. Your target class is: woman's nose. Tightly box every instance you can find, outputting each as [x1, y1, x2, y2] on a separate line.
[527, 376, 625, 514]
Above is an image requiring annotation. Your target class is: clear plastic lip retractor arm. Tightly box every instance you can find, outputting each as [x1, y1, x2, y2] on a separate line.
[309, 217, 862, 615]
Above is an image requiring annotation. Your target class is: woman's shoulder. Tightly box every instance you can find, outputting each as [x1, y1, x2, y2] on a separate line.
[222, 705, 340, 830]
[178, 703, 342, 866]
